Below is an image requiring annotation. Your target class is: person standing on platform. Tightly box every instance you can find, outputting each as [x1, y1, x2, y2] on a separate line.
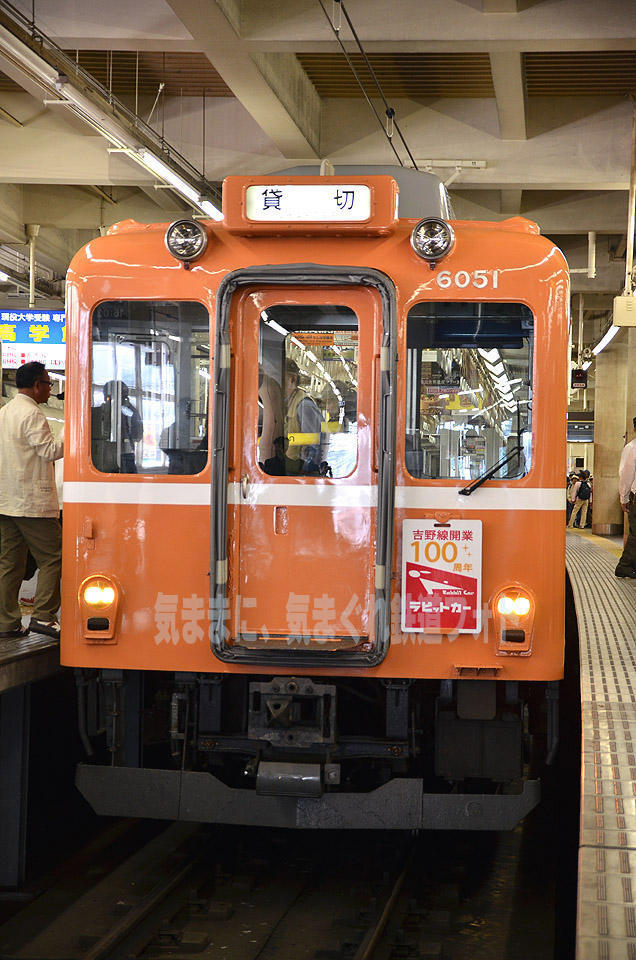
[615, 416, 636, 579]
[566, 472, 578, 525]
[0, 362, 64, 638]
[567, 470, 591, 530]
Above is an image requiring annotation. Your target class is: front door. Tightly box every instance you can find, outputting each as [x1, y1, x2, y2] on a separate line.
[226, 284, 382, 663]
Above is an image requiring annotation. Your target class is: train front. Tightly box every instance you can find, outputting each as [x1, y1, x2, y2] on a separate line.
[62, 174, 569, 829]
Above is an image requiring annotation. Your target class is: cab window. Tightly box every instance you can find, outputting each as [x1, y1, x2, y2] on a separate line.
[405, 302, 533, 481]
[257, 305, 358, 478]
[91, 300, 209, 475]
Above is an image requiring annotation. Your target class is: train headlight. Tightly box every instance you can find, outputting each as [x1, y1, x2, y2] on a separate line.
[410, 218, 455, 262]
[79, 575, 120, 642]
[164, 219, 208, 263]
[492, 587, 535, 655]
[512, 596, 531, 616]
[497, 595, 514, 616]
[84, 583, 115, 606]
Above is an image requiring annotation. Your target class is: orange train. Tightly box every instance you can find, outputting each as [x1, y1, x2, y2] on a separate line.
[63, 173, 569, 829]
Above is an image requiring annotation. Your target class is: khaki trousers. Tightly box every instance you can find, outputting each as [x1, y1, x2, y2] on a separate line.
[0, 515, 62, 631]
[568, 499, 588, 528]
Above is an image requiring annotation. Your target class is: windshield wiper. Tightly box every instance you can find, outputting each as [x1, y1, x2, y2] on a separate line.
[458, 444, 522, 496]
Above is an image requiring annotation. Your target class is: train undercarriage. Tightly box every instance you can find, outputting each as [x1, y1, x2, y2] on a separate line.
[74, 670, 558, 830]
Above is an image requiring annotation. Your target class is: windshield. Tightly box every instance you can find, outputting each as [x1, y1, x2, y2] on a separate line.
[91, 300, 209, 475]
[405, 302, 533, 481]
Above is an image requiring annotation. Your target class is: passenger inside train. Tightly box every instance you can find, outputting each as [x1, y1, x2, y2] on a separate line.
[258, 305, 359, 478]
[90, 299, 210, 475]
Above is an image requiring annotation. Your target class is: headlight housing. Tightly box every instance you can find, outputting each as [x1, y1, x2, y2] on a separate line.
[410, 217, 455, 262]
[165, 219, 208, 262]
[492, 586, 535, 655]
[78, 575, 120, 642]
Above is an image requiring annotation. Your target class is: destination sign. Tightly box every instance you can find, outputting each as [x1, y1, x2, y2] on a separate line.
[245, 184, 372, 222]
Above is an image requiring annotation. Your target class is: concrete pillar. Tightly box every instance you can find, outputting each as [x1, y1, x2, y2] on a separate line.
[592, 328, 636, 535]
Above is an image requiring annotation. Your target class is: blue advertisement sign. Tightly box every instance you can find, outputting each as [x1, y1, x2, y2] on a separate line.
[0, 309, 65, 345]
[0, 309, 66, 369]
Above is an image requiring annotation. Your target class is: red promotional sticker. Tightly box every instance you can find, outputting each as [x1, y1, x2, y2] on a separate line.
[401, 520, 482, 634]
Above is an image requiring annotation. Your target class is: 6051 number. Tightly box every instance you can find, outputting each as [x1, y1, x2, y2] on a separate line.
[436, 269, 499, 290]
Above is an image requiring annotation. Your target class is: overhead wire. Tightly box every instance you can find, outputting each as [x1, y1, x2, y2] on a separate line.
[316, 0, 419, 170]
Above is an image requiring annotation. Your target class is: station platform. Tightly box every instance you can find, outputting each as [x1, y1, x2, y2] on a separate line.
[0, 631, 61, 889]
[567, 530, 636, 959]
[0, 633, 60, 695]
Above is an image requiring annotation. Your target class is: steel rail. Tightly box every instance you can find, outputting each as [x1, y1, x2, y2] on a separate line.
[84, 860, 197, 960]
[352, 857, 411, 960]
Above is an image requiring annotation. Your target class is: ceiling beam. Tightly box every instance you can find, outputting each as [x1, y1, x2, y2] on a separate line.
[489, 51, 527, 140]
[482, 0, 520, 11]
[165, 0, 320, 158]
[500, 189, 523, 215]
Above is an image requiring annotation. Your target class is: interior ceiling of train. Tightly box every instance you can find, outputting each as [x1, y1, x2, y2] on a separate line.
[0, 0, 634, 358]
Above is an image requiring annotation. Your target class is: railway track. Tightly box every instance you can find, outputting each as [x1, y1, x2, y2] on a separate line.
[0, 805, 561, 960]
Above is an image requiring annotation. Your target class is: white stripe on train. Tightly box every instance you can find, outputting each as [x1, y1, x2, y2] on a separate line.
[64, 481, 564, 511]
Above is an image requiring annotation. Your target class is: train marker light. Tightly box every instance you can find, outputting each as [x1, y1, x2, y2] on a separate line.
[410, 217, 455, 264]
[165, 219, 208, 263]
[84, 584, 115, 606]
[493, 587, 535, 655]
[79, 575, 120, 642]
[497, 595, 514, 616]
[512, 596, 531, 617]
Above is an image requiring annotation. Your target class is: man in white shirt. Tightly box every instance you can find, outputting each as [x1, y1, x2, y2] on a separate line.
[0, 362, 64, 638]
[615, 416, 636, 579]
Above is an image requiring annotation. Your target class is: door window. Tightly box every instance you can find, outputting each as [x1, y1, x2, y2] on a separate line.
[257, 305, 358, 478]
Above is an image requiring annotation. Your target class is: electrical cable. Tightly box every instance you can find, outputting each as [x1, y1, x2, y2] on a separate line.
[316, 0, 414, 168]
[335, 0, 419, 170]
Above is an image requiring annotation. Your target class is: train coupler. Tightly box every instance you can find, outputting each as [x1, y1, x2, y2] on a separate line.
[248, 676, 336, 747]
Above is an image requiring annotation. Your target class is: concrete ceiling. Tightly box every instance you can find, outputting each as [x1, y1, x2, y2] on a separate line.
[0, 0, 634, 344]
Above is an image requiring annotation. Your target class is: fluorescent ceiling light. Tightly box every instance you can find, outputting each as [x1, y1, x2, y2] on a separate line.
[0, 18, 223, 223]
[138, 150, 223, 220]
[139, 150, 199, 204]
[0, 271, 9, 282]
[263, 315, 289, 337]
[478, 348, 501, 364]
[582, 360, 592, 371]
[200, 199, 223, 222]
[592, 325, 620, 355]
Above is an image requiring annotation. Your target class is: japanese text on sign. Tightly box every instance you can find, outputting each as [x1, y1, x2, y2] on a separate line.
[401, 519, 482, 634]
[245, 184, 372, 222]
[0, 309, 66, 369]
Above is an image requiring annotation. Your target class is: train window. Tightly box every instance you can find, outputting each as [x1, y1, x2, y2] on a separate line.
[405, 302, 533, 481]
[257, 305, 358, 478]
[91, 300, 209, 475]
